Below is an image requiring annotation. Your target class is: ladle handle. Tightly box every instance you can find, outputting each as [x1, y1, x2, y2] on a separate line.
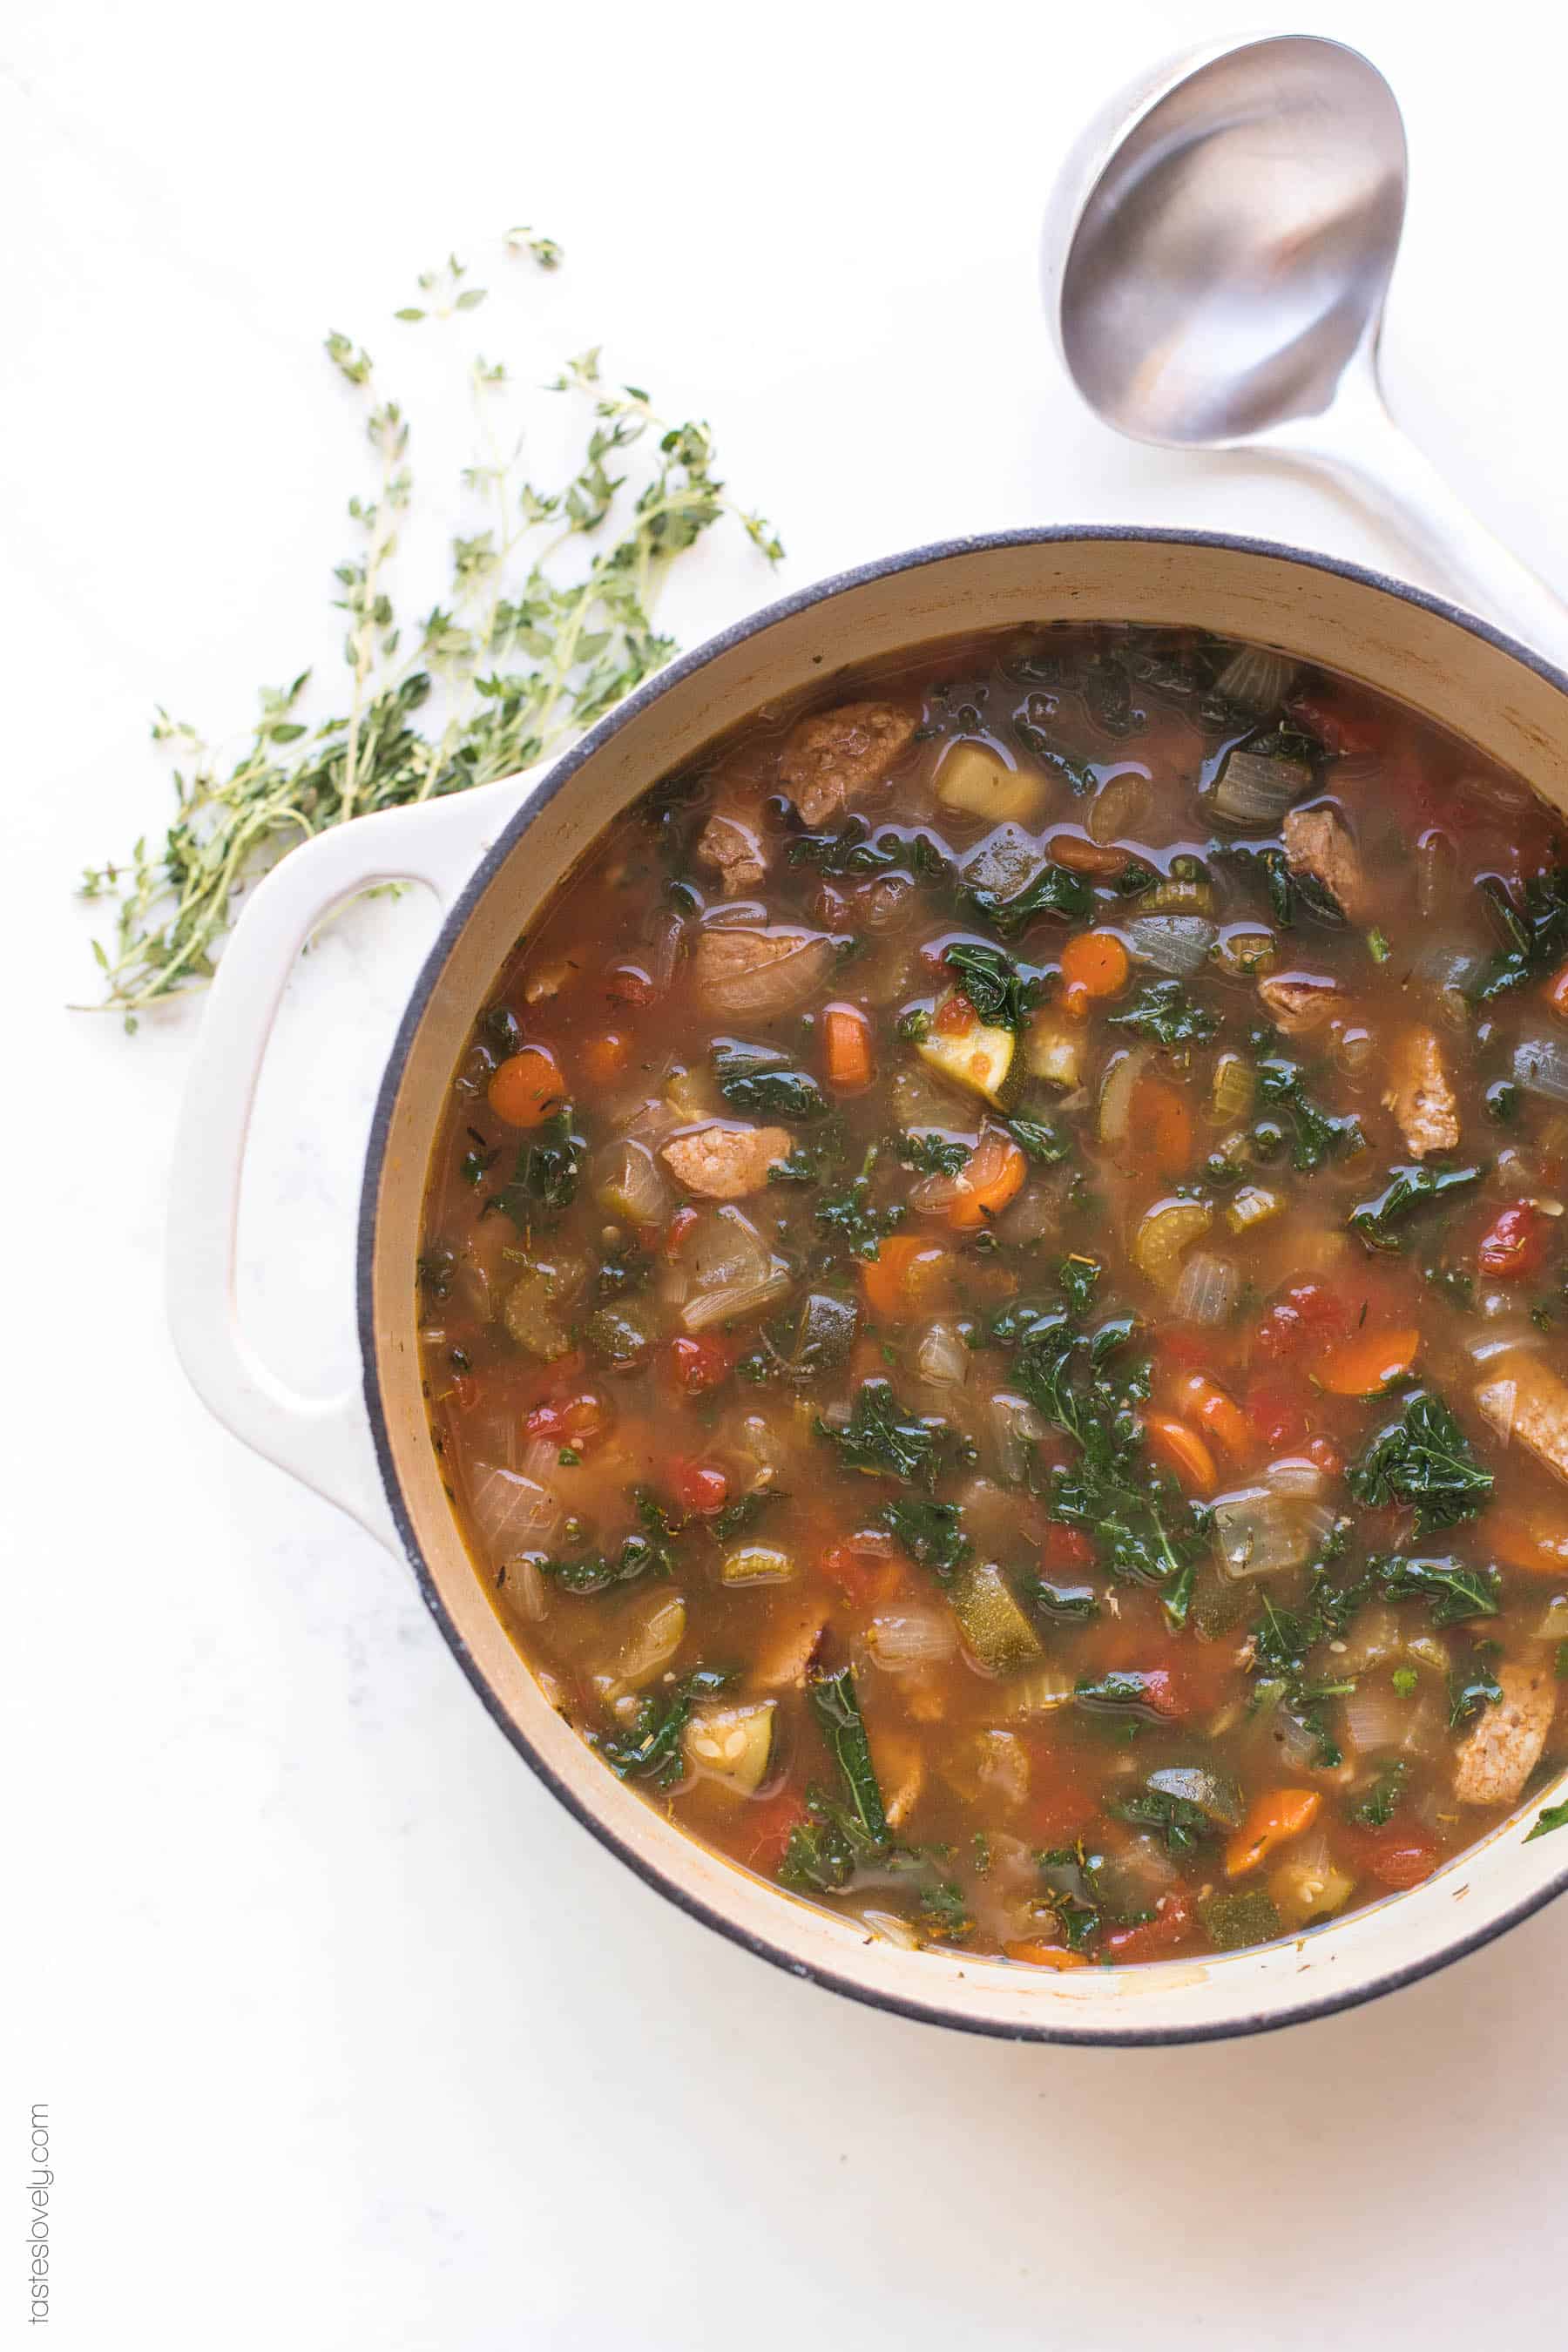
[1274, 367, 1568, 674]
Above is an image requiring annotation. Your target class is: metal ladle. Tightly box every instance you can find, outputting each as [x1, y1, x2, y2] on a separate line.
[1043, 32, 1568, 665]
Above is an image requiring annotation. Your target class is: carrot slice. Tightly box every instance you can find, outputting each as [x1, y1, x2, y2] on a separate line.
[581, 1031, 630, 1084]
[1132, 1075, 1194, 1178]
[822, 1003, 875, 1093]
[948, 1132, 1027, 1229]
[1004, 1942, 1090, 1970]
[1485, 1507, 1568, 1576]
[487, 1044, 566, 1127]
[1545, 957, 1568, 1021]
[1060, 929, 1131, 1000]
[1225, 1788, 1321, 1878]
[1315, 1325, 1420, 1397]
[1144, 1413, 1219, 1496]
[861, 1234, 949, 1320]
[1173, 1372, 1254, 1462]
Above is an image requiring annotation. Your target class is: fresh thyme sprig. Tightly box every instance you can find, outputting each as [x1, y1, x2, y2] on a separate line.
[79, 236, 783, 1029]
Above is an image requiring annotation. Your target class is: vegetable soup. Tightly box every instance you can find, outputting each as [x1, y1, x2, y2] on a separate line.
[416, 624, 1568, 1966]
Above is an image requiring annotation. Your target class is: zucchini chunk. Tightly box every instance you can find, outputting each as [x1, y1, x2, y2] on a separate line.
[947, 1558, 1043, 1674]
[720, 1544, 796, 1587]
[682, 1700, 779, 1793]
[916, 994, 1018, 1107]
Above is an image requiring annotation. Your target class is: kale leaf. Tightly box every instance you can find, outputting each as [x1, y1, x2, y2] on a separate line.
[1470, 868, 1568, 1001]
[712, 1038, 829, 1123]
[1255, 1056, 1362, 1173]
[1348, 1163, 1484, 1251]
[1448, 1647, 1504, 1730]
[598, 1666, 734, 1785]
[895, 1130, 970, 1177]
[1348, 1393, 1495, 1534]
[1348, 1756, 1408, 1828]
[1004, 1114, 1071, 1165]
[1107, 980, 1220, 1046]
[944, 940, 1038, 1031]
[963, 860, 1094, 938]
[816, 1379, 943, 1486]
[814, 1146, 906, 1261]
[1372, 1552, 1501, 1624]
[875, 1497, 971, 1580]
[484, 1104, 584, 1228]
[787, 817, 902, 876]
[808, 1665, 889, 1848]
[1524, 1799, 1568, 1842]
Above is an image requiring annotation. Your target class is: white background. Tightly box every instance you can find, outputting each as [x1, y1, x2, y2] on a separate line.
[9, 2, 1568, 2346]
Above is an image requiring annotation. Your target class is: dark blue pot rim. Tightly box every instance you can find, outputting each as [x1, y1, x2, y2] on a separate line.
[357, 524, 1568, 2046]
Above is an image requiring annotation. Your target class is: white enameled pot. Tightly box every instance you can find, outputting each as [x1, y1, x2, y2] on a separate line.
[166, 529, 1568, 2044]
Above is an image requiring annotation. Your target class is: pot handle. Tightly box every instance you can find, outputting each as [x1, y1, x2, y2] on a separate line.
[166, 780, 529, 1552]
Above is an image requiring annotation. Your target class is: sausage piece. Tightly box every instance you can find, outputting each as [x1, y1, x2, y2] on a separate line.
[661, 1122, 794, 1199]
[695, 809, 768, 897]
[1257, 971, 1344, 1034]
[1453, 1661, 1557, 1807]
[1283, 804, 1365, 920]
[1475, 1355, 1568, 1484]
[779, 700, 918, 827]
[1384, 1024, 1461, 1158]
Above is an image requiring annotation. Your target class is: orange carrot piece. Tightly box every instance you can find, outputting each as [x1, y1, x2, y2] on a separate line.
[1174, 1372, 1254, 1462]
[1003, 1942, 1090, 1970]
[1315, 1325, 1420, 1397]
[1143, 1413, 1219, 1496]
[1485, 1508, 1568, 1576]
[1060, 929, 1132, 1000]
[1545, 957, 1568, 1021]
[822, 1003, 875, 1092]
[581, 1031, 630, 1084]
[1132, 1076, 1195, 1178]
[948, 1132, 1027, 1229]
[861, 1234, 948, 1320]
[487, 1044, 566, 1128]
[1225, 1788, 1321, 1878]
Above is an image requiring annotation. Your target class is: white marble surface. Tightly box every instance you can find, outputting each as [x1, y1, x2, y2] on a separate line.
[10, 2, 1568, 2345]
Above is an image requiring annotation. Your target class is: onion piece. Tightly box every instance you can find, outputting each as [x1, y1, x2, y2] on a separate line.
[1125, 914, 1217, 975]
[1212, 1485, 1332, 1579]
[683, 1264, 792, 1332]
[1265, 1456, 1325, 1500]
[467, 1457, 563, 1563]
[1215, 645, 1297, 710]
[988, 1389, 1046, 1484]
[694, 924, 835, 1017]
[864, 1609, 958, 1672]
[592, 1137, 672, 1226]
[915, 1319, 970, 1389]
[1515, 1036, 1568, 1104]
[1463, 1320, 1547, 1368]
[1098, 1046, 1150, 1151]
[1172, 1248, 1238, 1325]
[1208, 747, 1312, 828]
[1416, 938, 1488, 997]
[497, 1556, 550, 1624]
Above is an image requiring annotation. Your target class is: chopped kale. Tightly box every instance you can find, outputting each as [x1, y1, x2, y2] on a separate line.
[595, 1242, 652, 1300]
[416, 1246, 456, 1300]
[1024, 1574, 1099, 1623]
[963, 860, 1095, 938]
[1013, 716, 1098, 795]
[875, 1497, 971, 1581]
[597, 1666, 733, 1785]
[1448, 1648, 1504, 1730]
[816, 1379, 944, 1486]
[1372, 1553, 1501, 1624]
[808, 1665, 889, 1848]
[1004, 1113, 1071, 1165]
[1469, 866, 1568, 1001]
[1107, 980, 1220, 1046]
[1255, 1056, 1362, 1173]
[1057, 1253, 1102, 1316]
[943, 940, 1039, 1031]
[814, 1146, 906, 1261]
[1348, 1393, 1495, 1534]
[767, 1123, 846, 1187]
[1105, 1789, 1216, 1853]
[895, 1130, 970, 1177]
[787, 817, 902, 876]
[484, 1104, 585, 1228]
[460, 1126, 500, 1187]
[1348, 1163, 1484, 1251]
[712, 1037, 829, 1122]
[1348, 1756, 1408, 1828]
[1524, 1799, 1568, 1842]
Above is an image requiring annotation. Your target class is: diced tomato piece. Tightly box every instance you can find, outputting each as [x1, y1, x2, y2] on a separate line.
[1245, 1379, 1310, 1452]
[1254, 1280, 1348, 1362]
[934, 991, 977, 1036]
[1477, 1200, 1551, 1281]
[1344, 1824, 1440, 1890]
[1104, 1893, 1193, 1962]
[820, 1533, 903, 1608]
[1158, 1328, 1220, 1375]
[1287, 692, 1388, 760]
[672, 1459, 729, 1516]
[742, 1789, 807, 1874]
[666, 1333, 733, 1396]
[1306, 1434, 1344, 1477]
[525, 1388, 611, 1450]
[1039, 1523, 1097, 1571]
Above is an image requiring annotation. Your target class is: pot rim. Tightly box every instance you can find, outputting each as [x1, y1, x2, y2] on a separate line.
[358, 523, 1568, 2045]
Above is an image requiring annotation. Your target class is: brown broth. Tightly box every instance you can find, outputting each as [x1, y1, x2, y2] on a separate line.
[416, 623, 1568, 1967]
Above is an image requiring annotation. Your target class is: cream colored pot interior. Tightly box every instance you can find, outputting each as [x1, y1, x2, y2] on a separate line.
[366, 535, 1568, 2039]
